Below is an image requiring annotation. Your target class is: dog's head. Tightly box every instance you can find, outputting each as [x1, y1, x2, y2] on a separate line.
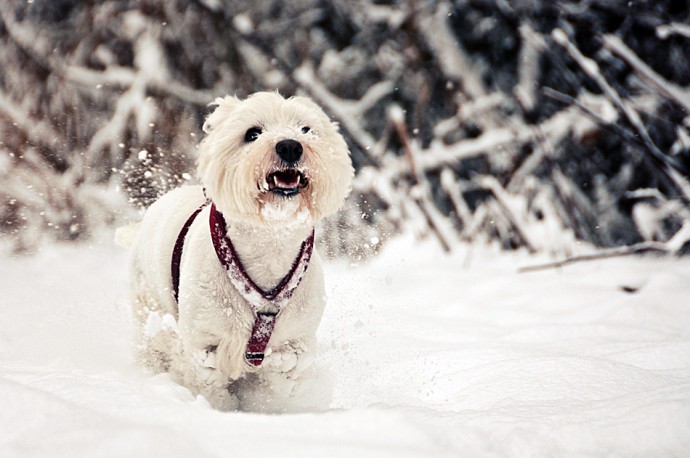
[197, 92, 353, 226]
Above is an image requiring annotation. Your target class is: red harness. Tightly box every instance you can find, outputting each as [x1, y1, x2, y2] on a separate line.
[171, 202, 314, 367]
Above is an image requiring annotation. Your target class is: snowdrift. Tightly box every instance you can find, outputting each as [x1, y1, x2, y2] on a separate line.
[1, 236, 689, 456]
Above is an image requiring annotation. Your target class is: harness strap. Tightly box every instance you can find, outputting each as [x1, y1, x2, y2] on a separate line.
[171, 202, 208, 302]
[209, 203, 315, 366]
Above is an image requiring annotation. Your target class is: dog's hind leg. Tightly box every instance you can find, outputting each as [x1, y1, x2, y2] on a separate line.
[130, 283, 178, 374]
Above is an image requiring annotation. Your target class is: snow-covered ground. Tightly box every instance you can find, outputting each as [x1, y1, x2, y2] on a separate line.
[1, 234, 690, 457]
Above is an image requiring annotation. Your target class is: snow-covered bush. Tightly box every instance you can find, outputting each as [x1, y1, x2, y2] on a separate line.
[1, 0, 689, 256]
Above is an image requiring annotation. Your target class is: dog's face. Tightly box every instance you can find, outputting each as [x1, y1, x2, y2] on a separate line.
[197, 92, 353, 226]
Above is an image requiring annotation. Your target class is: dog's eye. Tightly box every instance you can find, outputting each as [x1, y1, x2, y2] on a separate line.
[244, 127, 262, 143]
[301, 126, 311, 134]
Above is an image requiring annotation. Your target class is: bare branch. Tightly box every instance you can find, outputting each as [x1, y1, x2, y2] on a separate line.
[552, 28, 690, 206]
[433, 93, 508, 138]
[390, 105, 453, 253]
[552, 29, 680, 172]
[0, 89, 67, 170]
[64, 65, 213, 106]
[440, 168, 473, 234]
[474, 175, 538, 253]
[514, 24, 547, 111]
[293, 63, 394, 161]
[656, 22, 690, 39]
[414, 3, 486, 99]
[517, 241, 668, 273]
[602, 34, 690, 113]
[416, 103, 600, 173]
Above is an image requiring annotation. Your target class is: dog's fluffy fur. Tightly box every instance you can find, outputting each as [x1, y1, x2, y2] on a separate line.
[128, 92, 353, 411]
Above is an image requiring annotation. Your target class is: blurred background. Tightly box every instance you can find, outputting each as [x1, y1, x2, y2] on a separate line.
[1, 0, 689, 258]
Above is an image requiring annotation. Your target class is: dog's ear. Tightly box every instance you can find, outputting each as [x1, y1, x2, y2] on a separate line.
[203, 96, 242, 134]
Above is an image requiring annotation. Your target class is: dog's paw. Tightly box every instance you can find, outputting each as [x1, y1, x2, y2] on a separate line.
[190, 346, 230, 385]
[264, 349, 299, 373]
[263, 342, 315, 378]
[293, 349, 315, 376]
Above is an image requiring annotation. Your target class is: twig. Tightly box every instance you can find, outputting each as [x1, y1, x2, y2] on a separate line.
[410, 190, 453, 253]
[352, 98, 609, 197]
[440, 168, 473, 235]
[433, 93, 508, 138]
[541, 87, 673, 170]
[293, 63, 394, 163]
[390, 105, 452, 253]
[657, 23, 690, 40]
[552, 29, 681, 173]
[507, 121, 557, 192]
[415, 3, 486, 99]
[64, 65, 213, 106]
[552, 28, 690, 207]
[518, 241, 668, 273]
[416, 103, 598, 173]
[602, 34, 690, 113]
[1, 6, 211, 107]
[0, 90, 68, 171]
[542, 87, 635, 139]
[463, 204, 489, 242]
[514, 24, 547, 111]
[550, 167, 600, 242]
[475, 175, 538, 253]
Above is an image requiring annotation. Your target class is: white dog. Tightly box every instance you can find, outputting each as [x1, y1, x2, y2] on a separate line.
[127, 92, 353, 411]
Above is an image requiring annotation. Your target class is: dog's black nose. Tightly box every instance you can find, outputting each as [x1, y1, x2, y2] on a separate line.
[275, 139, 303, 165]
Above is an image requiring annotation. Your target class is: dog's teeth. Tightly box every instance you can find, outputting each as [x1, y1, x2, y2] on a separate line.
[273, 175, 279, 186]
[296, 175, 301, 185]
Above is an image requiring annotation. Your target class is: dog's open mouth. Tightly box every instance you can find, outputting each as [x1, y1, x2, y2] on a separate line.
[266, 169, 308, 197]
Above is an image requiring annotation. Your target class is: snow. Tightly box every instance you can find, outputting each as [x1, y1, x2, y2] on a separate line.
[1, 234, 690, 456]
[232, 14, 254, 35]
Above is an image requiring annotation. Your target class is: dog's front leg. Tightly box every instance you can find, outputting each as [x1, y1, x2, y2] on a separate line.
[174, 306, 242, 410]
[249, 338, 330, 412]
[168, 338, 240, 411]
